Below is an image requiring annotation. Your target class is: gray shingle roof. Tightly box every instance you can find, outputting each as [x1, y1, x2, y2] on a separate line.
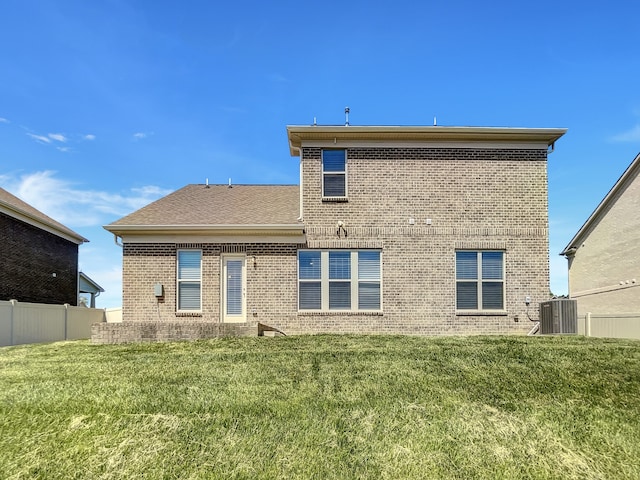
[0, 187, 87, 243]
[107, 184, 301, 227]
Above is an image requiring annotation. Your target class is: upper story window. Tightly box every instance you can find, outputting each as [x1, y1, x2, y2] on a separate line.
[322, 149, 347, 199]
[456, 251, 504, 312]
[177, 249, 202, 312]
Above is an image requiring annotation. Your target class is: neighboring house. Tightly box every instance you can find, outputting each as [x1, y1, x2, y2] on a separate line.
[561, 152, 640, 315]
[0, 187, 88, 305]
[104, 124, 565, 336]
[79, 272, 105, 308]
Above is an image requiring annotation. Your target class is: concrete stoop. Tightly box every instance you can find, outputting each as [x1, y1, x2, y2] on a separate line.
[91, 321, 265, 344]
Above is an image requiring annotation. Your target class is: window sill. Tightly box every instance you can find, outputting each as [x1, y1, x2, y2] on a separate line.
[322, 196, 349, 203]
[176, 312, 203, 317]
[298, 310, 383, 316]
[456, 310, 508, 316]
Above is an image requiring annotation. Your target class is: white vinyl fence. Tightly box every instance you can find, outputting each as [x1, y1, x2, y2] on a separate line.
[105, 307, 123, 323]
[577, 313, 640, 340]
[0, 300, 106, 347]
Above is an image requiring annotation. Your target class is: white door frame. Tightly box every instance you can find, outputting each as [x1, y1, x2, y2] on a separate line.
[221, 254, 246, 323]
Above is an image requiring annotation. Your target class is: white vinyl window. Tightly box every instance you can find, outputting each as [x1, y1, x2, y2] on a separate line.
[298, 250, 381, 311]
[456, 251, 504, 311]
[322, 149, 347, 198]
[177, 250, 202, 311]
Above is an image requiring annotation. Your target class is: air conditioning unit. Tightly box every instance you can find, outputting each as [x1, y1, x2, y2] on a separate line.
[539, 299, 577, 334]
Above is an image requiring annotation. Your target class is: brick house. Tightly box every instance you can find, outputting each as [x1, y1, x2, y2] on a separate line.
[561, 152, 640, 316]
[0, 187, 87, 305]
[103, 124, 565, 338]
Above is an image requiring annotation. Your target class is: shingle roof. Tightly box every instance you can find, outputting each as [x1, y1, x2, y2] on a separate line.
[0, 187, 87, 243]
[107, 184, 301, 227]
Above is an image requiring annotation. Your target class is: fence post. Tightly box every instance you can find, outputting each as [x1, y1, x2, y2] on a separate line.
[10, 299, 17, 346]
[586, 312, 591, 337]
[64, 304, 70, 340]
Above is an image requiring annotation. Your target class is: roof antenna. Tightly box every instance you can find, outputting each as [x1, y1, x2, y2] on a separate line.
[433, 116, 437, 126]
[205, 178, 210, 188]
[228, 177, 232, 188]
[313, 116, 317, 126]
[345, 107, 350, 126]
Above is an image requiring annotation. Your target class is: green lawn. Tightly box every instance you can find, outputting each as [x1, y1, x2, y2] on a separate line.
[1, 335, 640, 479]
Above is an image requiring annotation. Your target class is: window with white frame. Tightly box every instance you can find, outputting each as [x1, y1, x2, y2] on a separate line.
[298, 250, 381, 311]
[322, 149, 347, 198]
[177, 250, 202, 311]
[456, 251, 504, 311]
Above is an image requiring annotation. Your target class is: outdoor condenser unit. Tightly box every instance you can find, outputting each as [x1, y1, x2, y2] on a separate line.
[539, 299, 577, 334]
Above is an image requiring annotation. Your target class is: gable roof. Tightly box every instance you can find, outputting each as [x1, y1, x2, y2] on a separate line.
[561, 152, 640, 256]
[287, 125, 567, 155]
[0, 187, 87, 244]
[79, 272, 105, 294]
[104, 184, 302, 236]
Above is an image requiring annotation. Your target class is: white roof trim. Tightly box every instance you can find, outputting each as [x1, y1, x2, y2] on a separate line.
[0, 202, 87, 244]
[561, 152, 640, 256]
[287, 125, 567, 156]
[104, 223, 305, 237]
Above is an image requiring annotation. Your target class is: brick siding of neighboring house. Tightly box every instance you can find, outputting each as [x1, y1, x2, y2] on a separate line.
[0, 212, 79, 305]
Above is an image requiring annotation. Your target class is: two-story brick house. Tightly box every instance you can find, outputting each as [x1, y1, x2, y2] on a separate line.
[101, 124, 565, 341]
[1, 187, 88, 305]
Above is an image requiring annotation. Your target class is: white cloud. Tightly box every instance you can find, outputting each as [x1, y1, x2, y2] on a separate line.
[0, 170, 172, 227]
[133, 132, 147, 140]
[611, 124, 640, 142]
[131, 185, 170, 196]
[0, 117, 9, 123]
[48, 133, 67, 142]
[27, 133, 51, 144]
[56, 146, 72, 153]
[26, 129, 95, 147]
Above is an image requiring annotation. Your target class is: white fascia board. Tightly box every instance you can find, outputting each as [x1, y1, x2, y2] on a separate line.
[103, 223, 305, 237]
[118, 233, 307, 244]
[299, 140, 553, 151]
[0, 203, 87, 244]
[287, 125, 567, 155]
[561, 152, 640, 256]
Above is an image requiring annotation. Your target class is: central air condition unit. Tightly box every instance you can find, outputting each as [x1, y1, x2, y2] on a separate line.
[539, 299, 577, 334]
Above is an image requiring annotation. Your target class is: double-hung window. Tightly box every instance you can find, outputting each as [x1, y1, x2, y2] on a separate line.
[322, 149, 347, 198]
[177, 250, 202, 311]
[298, 250, 381, 311]
[329, 251, 351, 309]
[456, 251, 504, 311]
[298, 251, 321, 310]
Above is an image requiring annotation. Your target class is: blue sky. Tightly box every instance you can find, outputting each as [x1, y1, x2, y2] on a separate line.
[1, 0, 639, 308]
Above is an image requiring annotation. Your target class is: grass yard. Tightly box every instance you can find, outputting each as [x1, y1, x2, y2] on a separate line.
[1, 335, 640, 479]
